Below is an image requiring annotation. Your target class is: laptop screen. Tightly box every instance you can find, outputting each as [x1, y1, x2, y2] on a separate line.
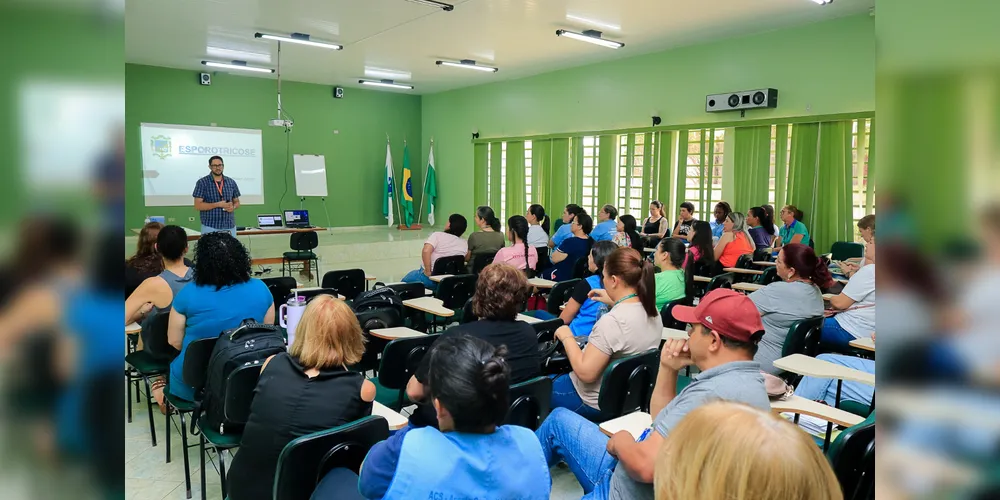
[257, 214, 283, 228]
[284, 210, 310, 227]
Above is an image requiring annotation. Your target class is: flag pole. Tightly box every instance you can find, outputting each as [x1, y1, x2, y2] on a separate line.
[391, 136, 403, 229]
[416, 137, 432, 226]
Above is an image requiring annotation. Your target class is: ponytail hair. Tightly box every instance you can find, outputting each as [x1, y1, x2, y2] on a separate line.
[507, 215, 531, 270]
[780, 243, 834, 289]
[425, 335, 510, 432]
[603, 247, 658, 317]
[477, 206, 502, 232]
[529, 204, 550, 235]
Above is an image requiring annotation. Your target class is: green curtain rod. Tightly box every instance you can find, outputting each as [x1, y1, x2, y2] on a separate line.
[470, 111, 875, 144]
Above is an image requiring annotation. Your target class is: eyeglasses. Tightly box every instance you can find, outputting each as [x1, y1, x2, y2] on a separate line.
[210, 163, 224, 167]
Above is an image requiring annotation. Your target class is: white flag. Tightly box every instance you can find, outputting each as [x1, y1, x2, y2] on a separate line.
[425, 147, 436, 226]
[383, 142, 395, 226]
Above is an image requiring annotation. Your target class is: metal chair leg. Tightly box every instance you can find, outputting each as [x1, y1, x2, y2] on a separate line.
[200, 434, 207, 500]
[164, 400, 171, 461]
[126, 373, 133, 423]
[143, 377, 157, 447]
[218, 447, 228, 499]
[180, 412, 192, 499]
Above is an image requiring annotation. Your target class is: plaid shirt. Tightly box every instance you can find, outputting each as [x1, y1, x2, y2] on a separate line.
[193, 174, 241, 229]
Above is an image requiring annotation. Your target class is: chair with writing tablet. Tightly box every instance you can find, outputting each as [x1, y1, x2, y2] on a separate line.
[195, 364, 261, 500]
[826, 411, 875, 500]
[373, 334, 440, 411]
[433, 274, 476, 330]
[430, 255, 465, 276]
[125, 312, 176, 445]
[777, 316, 824, 385]
[161, 336, 217, 499]
[594, 350, 659, 422]
[504, 376, 553, 431]
[545, 279, 581, 316]
[321, 269, 366, 301]
[830, 241, 864, 262]
[470, 253, 496, 275]
[757, 266, 780, 285]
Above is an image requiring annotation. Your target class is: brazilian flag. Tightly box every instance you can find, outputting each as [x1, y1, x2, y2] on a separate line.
[401, 144, 414, 227]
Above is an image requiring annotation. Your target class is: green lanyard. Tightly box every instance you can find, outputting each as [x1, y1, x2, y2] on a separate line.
[614, 293, 638, 307]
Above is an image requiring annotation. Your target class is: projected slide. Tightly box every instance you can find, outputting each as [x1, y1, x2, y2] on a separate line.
[140, 123, 264, 206]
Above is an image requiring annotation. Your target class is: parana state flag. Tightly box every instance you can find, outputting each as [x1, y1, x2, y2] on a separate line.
[424, 147, 437, 226]
[382, 142, 395, 226]
[401, 145, 414, 227]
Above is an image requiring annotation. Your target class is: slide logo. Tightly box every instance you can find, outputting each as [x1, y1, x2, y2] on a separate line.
[150, 135, 172, 159]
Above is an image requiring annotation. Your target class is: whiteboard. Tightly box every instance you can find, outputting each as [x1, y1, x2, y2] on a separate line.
[293, 154, 329, 197]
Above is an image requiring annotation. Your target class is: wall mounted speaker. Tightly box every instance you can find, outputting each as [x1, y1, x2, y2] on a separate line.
[333, 86, 344, 98]
[706, 88, 777, 113]
[199, 72, 211, 86]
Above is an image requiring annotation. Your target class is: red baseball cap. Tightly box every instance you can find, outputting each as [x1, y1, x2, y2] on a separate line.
[671, 289, 764, 343]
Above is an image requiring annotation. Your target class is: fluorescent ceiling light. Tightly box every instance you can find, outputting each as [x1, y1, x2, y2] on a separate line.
[364, 67, 412, 80]
[359, 79, 414, 90]
[555, 29, 624, 49]
[810, 0, 833, 4]
[255, 32, 342, 50]
[202, 60, 275, 73]
[565, 14, 621, 32]
[435, 59, 498, 73]
[407, 0, 454, 11]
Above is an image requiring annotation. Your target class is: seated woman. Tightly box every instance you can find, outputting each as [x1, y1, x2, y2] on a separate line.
[125, 221, 163, 298]
[542, 212, 593, 281]
[653, 238, 687, 310]
[713, 211, 754, 268]
[638, 200, 670, 248]
[684, 221, 715, 271]
[228, 295, 374, 500]
[166, 231, 275, 402]
[747, 243, 831, 374]
[655, 402, 842, 500]
[402, 214, 468, 289]
[549, 248, 661, 418]
[466, 206, 505, 271]
[612, 214, 644, 252]
[531, 241, 617, 336]
[746, 206, 776, 250]
[838, 214, 875, 278]
[709, 201, 733, 241]
[794, 335, 875, 408]
[823, 236, 875, 348]
[346, 336, 551, 499]
[775, 204, 811, 247]
[525, 204, 550, 248]
[493, 215, 538, 271]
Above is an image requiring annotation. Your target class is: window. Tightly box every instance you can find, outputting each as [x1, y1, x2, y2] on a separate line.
[580, 135, 600, 215]
[851, 118, 873, 241]
[486, 142, 492, 207]
[617, 133, 656, 218]
[525, 140, 533, 209]
[682, 128, 725, 221]
[500, 142, 507, 221]
[768, 125, 792, 206]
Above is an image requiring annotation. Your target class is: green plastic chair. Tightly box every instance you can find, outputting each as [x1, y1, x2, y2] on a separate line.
[826, 411, 875, 500]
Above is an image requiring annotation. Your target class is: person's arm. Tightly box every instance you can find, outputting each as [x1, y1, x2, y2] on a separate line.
[550, 249, 568, 264]
[789, 234, 804, 245]
[358, 426, 411, 499]
[263, 303, 276, 325]
[230, 183, 241, 211]
[193, 197, 225, 212]
[608, 431, 664, 484]
[125, 277, 166, 324]
[228, 197, 240, 212]
[655, 218, 669, 238]
[361, 379, 376, 403]
[554, 326, 611, 383]
[558, 298, 583, 325]
[650, 339, 692, 416]
[421, 243, 434, 275]
[405, 374, 426, 402]
[167, 307, 186, 350]
[713, 232, 733, 260]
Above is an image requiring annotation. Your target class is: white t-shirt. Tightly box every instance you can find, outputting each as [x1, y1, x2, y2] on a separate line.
[527, 225, 549, 248]
[424, 232, 468, 270]
[834, 264, 875, 338]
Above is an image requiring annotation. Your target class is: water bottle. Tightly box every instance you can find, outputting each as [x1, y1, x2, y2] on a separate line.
[279, 292, 306, 347]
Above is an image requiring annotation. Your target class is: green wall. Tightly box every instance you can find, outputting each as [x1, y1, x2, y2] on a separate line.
[421, 14, 875, 221]
[126, 64, 422, 230]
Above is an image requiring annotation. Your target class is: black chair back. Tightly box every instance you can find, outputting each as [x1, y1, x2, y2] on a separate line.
[460, 298, 478, 324]
[263, 276, 297, 309]
[471, 253, 495, 275]
[504, 376, 553, 430]
[531, 318, 563, 343]
[735, 254, 754, 269]
[436, 274, 477, 311]
[827, 413, 875, 500]
[287, 288, 339, 303]
[546, 278, 581, 316]
[377, 335, 440, 409]
[290, 231, 319, 251]
[533, 247, 551, 274]
[659, 299, 689, 330]
[181, 336, 219, 393]
[224, 364, 261, 426]
[382, 282, 426, 301]
[758, 266, 780, 285]
[706, 272, 735, 293]
[572, 256, 590, 279]
[273, 416, 390, 500]
[781, 316, 824, 360]
[321, 269, 366, 301]
[830, 242, 863, 261]
[351, 309, 404, 374]
[431, 255, 465, 276]
[597, 350, 659, 420]
[752, 248, 773, 263]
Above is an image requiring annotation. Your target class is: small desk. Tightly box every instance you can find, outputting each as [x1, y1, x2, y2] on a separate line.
[517, 313, 543, 324]
[293, 287, 345, 300]
[372, 401, 408, 430]
[402, 297, 455, 317]
[732, 282, 764, 293]
[643, 247, 656, 253]
[131, 226, 326, 242]
[599, 411, 652, 440]
[773, 354, 875, 386]
[662, 328, 688, 341]
[527, 277, 557, 289]
[429, 274, 453, 283]
[753, 261, 776, 267]
[772, 394, 864, 450]
[370, 327, 427, 340]
[723, 267, 764, 275]
[693, 275, 710, 283]
[849, 337, 875, 352]
[126, 322, 141, 334]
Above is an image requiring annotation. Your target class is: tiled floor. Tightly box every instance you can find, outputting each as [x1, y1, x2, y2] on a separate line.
[124, 383, 583, 500]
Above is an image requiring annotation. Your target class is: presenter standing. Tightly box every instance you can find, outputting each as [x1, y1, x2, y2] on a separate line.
[193, 155, 240, 236]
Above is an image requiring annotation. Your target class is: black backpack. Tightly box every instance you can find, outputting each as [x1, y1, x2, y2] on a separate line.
[193, 319, 285, 435]
[353, 286, 403, 314]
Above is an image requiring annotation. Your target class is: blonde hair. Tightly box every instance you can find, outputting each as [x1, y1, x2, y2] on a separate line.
[655, 402, 842, 500]
[288, 295, 366, 369]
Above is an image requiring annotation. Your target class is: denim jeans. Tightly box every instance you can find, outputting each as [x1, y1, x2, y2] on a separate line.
[794, 354, 875, 406]
[535, 407, 617, 499]
[401, 268, 437, 291]
[821, 317, 858, 348]
[200, 224, 237, 237]
[550, 374, 603, 420]
[310, 468, 364, 500]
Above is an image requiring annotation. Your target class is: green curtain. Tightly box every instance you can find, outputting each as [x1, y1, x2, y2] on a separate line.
[532, 139, 551, 210]
[473, 143, 488, 214]
[673, 131, 689, 214]
[549, 138, 571, 216]
[812, 121, 854, 252]
[505, 141, 525, 220]
[598, 134, 617, 209]
[488, 141, 503, 221]
[732, 125, 771, 214]
[785, 123, 820, 232]
[865, 119, 875, 214]
[774, 124, 790, 207]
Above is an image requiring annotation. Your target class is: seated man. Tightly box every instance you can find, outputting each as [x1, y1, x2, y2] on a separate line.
[534, 288, 771, 500]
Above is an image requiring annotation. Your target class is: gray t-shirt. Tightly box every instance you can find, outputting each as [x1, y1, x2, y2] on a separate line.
[608, 361, 770, 500]
[748, 280, 824, 374]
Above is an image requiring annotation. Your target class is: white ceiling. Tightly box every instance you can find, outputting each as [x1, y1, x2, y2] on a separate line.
[125, 0, 873, 94]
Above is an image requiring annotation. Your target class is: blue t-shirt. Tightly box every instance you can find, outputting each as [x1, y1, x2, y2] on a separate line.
[748, 226, 774, 249]
[710, 219, 724, 240]
[550, 223, 574, 248]
[544, 237, 591, 282]
[168, 278, 272, 401]
[591, 220, 618, 242]
[192, 174, 242, 229]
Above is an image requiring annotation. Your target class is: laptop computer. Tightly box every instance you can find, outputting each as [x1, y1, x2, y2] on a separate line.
[257, 214, 283, 228]
[283, 209, 311, 228]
